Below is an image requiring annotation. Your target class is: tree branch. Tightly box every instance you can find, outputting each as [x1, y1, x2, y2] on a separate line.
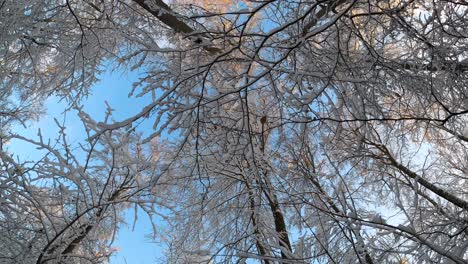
[131, 0, 220, 53]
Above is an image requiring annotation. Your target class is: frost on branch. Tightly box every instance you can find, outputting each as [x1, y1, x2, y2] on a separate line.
[2, 0, 468, 263]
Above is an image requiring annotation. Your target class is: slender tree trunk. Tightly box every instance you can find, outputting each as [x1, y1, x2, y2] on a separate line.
[376, 143, 468, 211]
[241, 172, 271, 264]
[260, 174, 293, 262]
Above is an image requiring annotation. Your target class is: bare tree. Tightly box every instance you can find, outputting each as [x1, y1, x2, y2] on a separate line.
[1, 0, 467, 263]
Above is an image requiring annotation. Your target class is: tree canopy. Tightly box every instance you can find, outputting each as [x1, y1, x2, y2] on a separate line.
[0, 0, 467, 263]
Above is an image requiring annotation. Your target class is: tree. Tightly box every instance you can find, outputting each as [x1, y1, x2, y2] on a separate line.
[1, 0, 467, 263]
[1, 112, 160, 263]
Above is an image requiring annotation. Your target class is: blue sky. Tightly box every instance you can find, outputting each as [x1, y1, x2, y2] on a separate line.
[111, 208, 162, 264]
[88, 69, 163, 263]
[10, 67, 161, 263]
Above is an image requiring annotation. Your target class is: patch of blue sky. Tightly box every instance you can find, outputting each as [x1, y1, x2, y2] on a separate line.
[8, 65, 163, 263]
[111, 207, 164, 264]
